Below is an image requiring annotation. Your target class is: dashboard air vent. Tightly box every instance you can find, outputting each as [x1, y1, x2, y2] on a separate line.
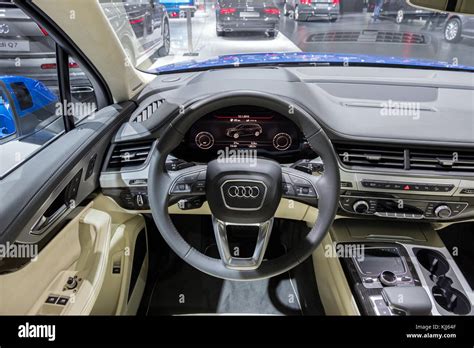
[107, 141, 154, 170]
[131, 99, 163, 123]
[409, 149, 474, 173]
[335, 143, 474, 174]
[336, 144, 405, 169]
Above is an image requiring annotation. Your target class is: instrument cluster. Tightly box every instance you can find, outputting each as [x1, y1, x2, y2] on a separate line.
[173, 106, 313, 162]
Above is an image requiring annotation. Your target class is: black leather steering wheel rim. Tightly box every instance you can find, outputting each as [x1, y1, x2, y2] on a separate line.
[148, 91, 340, 280]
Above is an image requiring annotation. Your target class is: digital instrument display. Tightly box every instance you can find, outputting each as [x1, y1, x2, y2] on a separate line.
[187, 106, 300, 153]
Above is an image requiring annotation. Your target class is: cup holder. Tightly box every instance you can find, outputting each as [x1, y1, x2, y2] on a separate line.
[415, 248, 471, 315]
[415, 249, 450, 278]
[432, 276, 472, 315]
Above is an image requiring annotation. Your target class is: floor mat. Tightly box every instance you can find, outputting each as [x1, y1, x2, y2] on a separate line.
[141, 215, 325, 316]
[145, 252, 324, 315]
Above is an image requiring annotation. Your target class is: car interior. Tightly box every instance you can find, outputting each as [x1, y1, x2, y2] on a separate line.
[0, 0, 473, 333]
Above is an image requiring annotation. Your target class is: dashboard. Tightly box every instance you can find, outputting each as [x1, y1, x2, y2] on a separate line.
[173, 106, 312, 163]
[100, 66, 474, 223]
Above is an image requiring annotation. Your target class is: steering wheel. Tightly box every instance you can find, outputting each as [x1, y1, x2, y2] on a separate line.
[148, 91, 340, 280]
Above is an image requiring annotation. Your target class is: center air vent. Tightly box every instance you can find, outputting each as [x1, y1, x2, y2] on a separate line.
[106, 141, 154, 170]
[409, 149, 474, 173]
[130, 99, 163, 123]
[336, 144, 406, 169]
[335, 143, 474, 174]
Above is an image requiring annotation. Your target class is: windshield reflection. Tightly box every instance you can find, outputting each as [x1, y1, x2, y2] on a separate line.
[102, 0, 474, 72]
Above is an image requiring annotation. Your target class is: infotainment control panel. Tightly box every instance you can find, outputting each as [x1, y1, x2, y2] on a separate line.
[340, 192, 468, 220]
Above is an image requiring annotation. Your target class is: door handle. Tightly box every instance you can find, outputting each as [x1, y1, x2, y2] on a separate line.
[71, 86, 94, 94]
[31, 201, 75, 235]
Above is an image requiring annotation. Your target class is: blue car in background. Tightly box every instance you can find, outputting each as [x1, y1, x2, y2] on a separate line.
[0, 76, 59, 142]
[159, 0, 196, 18]
[0, 1, 95, 106]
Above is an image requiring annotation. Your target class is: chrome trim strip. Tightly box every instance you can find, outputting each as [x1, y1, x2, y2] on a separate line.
[212, 217, 274, 271]
[342, 101, 437, 112]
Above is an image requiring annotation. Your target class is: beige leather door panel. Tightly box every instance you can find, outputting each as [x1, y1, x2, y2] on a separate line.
[0, 196, 147, 315]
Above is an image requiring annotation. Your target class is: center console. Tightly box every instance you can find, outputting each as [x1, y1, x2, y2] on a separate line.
[339, 243, 428, 316]
[331, 220, 474, 316]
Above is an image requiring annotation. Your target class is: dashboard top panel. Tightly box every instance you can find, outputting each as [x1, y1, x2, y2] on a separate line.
[118, 66, 473, 147]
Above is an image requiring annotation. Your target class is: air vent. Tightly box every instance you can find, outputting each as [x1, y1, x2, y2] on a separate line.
[409, 149, 474, 173]
[107, 141, 154, 170]
[336, 144, 406, 169]
[335, 143, 474, 174]
[131, 99, 163, 123]
[306, 31, 426, 44]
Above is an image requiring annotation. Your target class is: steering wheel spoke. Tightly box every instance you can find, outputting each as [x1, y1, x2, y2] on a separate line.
[212, 217, 274, 270]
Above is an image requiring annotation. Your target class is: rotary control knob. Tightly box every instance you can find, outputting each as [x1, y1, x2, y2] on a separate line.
[379, 270, 397, 287]
[353, 200, 370, 214]
[65, 276, 78, 290]
[434, 205, 452, 219]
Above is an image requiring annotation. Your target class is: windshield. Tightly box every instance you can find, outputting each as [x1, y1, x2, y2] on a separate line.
[100, 0, 474, 73]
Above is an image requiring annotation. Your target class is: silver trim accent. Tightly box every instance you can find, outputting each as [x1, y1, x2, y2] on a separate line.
[341, 101, 437, 112]
[103, 140, 157, 175]
[370, 295, 393, 316]
[379, 270, 398, 287]
[212, 217, 274, 270]
[434, 205, 452, 218]
[227, 185, 260, 198]
[100, 154, 474, 197]
[220, 179, 267, 211]
[352, 200, 369, 214]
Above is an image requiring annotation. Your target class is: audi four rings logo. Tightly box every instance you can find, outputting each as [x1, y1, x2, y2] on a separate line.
[0, 24, 10, 34]
[227, 185, 260, 198]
